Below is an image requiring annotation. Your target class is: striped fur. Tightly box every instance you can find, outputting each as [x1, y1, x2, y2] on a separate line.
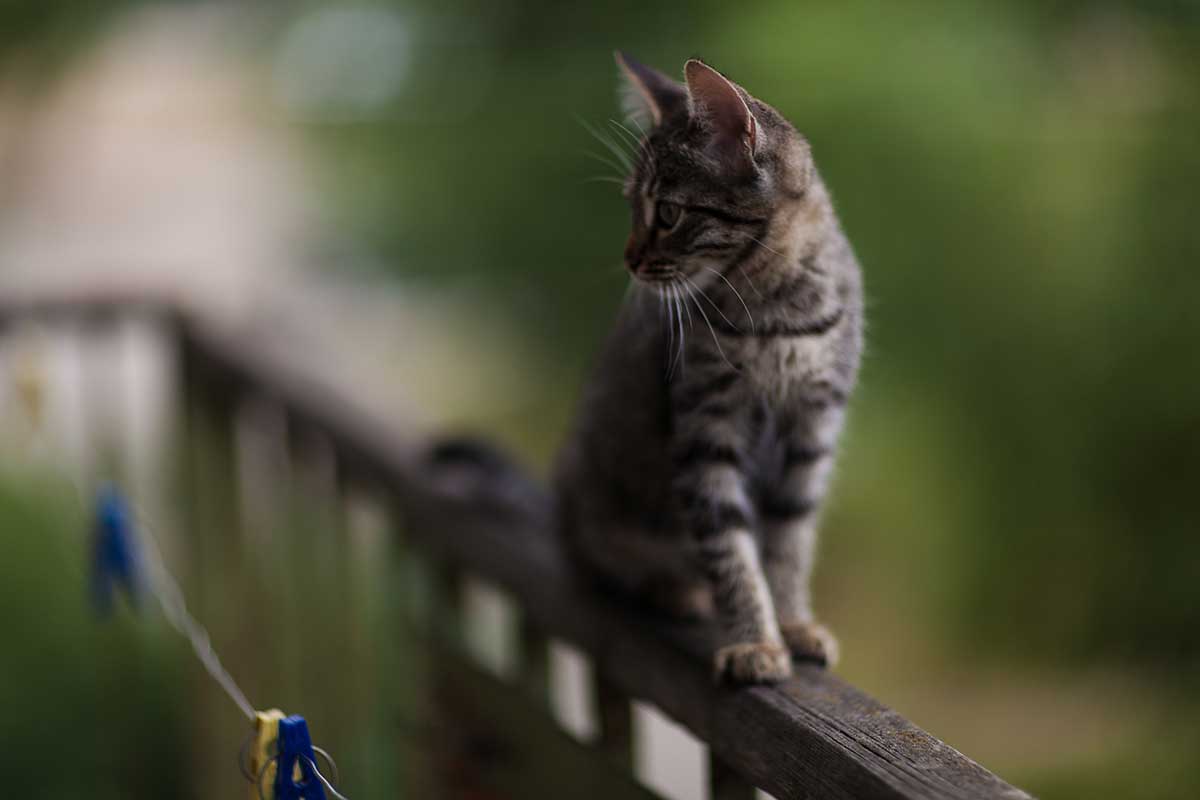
[556, 56, 863, 684]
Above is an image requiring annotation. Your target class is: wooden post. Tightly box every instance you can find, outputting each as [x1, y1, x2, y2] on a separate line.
[176, 319, 246, 800]
[596, 675, 634, 771]
[519, 614, 550, 703]
[711, 755, 759, 800]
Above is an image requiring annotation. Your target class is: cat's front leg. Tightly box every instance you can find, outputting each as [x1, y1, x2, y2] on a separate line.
[703, 526, 792, 684]
[672, 432, 790, 684]
[762, 411, 843, 667]
[762, 514, 839, 668]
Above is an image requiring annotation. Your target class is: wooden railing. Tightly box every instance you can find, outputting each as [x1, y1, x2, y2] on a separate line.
[0, 292, 1032, 800]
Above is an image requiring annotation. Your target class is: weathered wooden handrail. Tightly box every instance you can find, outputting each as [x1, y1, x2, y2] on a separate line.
[1, 291, 1032, 800]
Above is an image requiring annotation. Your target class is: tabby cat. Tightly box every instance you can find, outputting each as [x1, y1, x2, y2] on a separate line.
[555, 54, 863, 684]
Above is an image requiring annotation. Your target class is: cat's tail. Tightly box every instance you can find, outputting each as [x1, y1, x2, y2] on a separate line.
[419, 434, 554, 528]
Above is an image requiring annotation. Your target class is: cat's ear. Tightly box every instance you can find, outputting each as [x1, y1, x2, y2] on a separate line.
[684, 59, 758, 175]
[615, 51, 687, 128]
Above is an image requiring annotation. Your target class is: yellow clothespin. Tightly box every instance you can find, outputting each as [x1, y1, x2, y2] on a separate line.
[14, 347, 46, 434]
[249, 709, 287, 800]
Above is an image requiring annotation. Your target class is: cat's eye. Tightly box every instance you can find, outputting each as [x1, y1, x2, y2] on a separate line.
[656, 201, 682, 228]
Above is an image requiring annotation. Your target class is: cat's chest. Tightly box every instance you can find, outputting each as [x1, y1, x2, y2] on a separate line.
[730, 334, 834, 403]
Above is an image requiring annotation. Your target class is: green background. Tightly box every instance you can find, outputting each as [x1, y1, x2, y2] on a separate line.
[2, 1, 1199, 797]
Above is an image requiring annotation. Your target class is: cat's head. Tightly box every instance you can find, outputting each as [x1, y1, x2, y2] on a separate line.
[613, 53, 813, 287]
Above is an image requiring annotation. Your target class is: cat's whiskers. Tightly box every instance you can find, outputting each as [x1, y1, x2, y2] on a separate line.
[608, 118, 653, 173]
[749, 235, 783, 258]
[607, 119, 642, 157]
[702, 266, 755, 333]
[577, 117, 632, 173]
[671, 283, 686, 377]
[681, 274, 740, 332]
[659, 283, 676, 378]
[679, 281, 694, 331]
[581, 149, 627, 178]
[619, 115, 658, 185]
[652, 280, 689, 379]
[665, 285, 677, 378]
[680, 280, 739, 372]
[625, 116, 656, 173]
[738, 266, 764, 300]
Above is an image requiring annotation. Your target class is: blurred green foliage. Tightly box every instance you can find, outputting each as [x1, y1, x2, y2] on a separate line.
[295, 0, 1200, 670]
[0, 455, 418, 800]
[4, 1, 1200, 798]
[0, 478, 187, 799]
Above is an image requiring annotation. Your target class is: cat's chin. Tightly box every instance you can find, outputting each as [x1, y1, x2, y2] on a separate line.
[632, 270, 678, 285]
[645, 262, 722, 286]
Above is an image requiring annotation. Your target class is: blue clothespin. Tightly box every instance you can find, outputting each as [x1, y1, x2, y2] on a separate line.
[90, 484, 141, 614]
[275, 715, 327, 800]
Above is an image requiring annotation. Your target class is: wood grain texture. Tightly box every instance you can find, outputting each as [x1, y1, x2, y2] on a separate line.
[2, 295, 1033, 800]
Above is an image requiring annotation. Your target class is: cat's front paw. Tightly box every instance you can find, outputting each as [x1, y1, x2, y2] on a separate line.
[713, 641, 792, 684]
[780, 621, 839, 668]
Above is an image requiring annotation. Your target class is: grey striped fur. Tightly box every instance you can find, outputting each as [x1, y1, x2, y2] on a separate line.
[556, 55, 863, 684]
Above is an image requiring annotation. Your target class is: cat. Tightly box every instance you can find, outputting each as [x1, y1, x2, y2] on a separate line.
[554, 54, 863, 684]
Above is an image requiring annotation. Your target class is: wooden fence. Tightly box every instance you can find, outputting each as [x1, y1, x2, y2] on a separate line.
[0, 292, 1032, 800]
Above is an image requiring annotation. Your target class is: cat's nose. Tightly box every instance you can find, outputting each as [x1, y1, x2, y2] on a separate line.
[624, 233, 646, 271]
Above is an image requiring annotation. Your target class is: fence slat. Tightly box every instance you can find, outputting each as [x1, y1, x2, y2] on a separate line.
[596, 675, 633, 770]
[519, 615, 551, 702]
[711, 755, 758, 800]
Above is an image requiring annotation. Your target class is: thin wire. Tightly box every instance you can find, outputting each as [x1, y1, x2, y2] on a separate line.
[257, 757, 274, 799]
[9, 344, 358, 791]
[306, 756, 351, 800]
[134, 503, 354, 795]
[256, 755, 351, 800]
[17, 414, 257, 720]
[312, 746, 340, 787]
[239, 730, 256, 781]
[133, 508, 256, 720]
